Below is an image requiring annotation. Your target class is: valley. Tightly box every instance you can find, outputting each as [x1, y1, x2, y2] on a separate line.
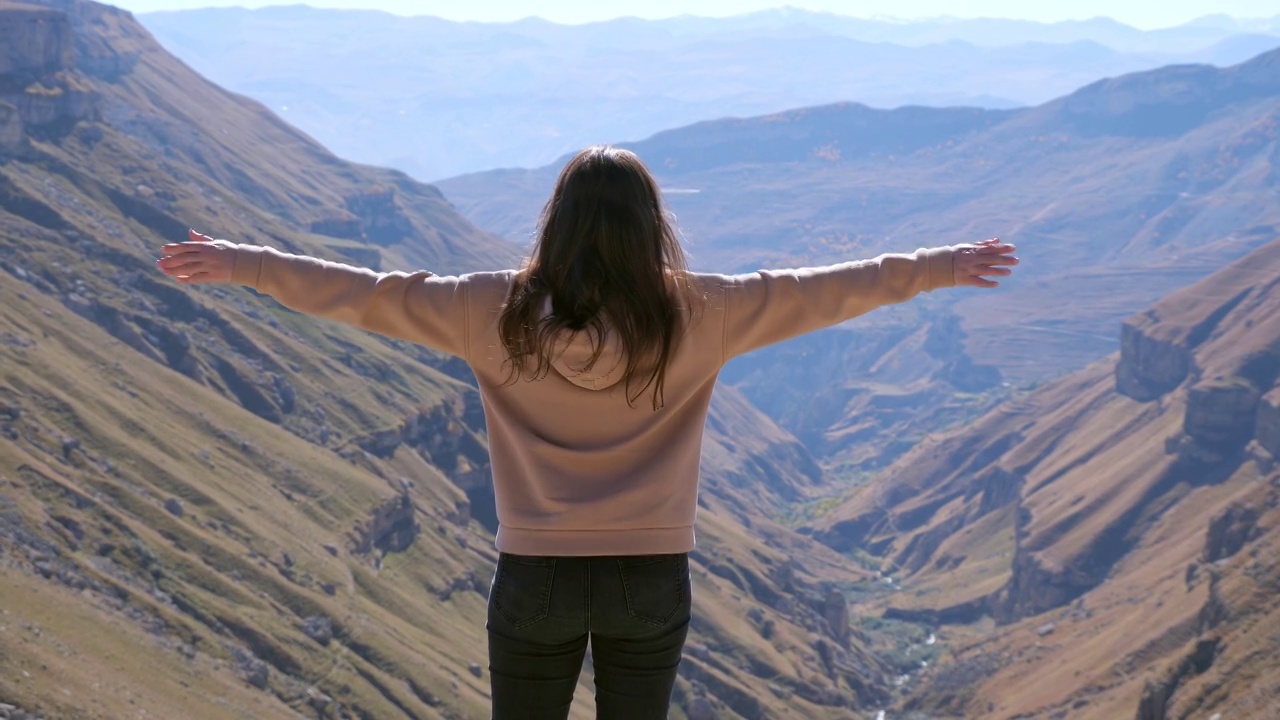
[0, 1, 1278, 719]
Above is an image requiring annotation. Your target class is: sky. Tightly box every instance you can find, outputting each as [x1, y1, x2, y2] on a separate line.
[114, 0, 1279, 30]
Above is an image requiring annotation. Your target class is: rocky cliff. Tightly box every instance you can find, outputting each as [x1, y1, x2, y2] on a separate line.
[1114, 313, 1192, 401]
[0, 3, 99, 150]
[0, 5, 72, 82]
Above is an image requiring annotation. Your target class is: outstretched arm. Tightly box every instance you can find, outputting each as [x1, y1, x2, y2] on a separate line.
[720, 239, 1017, 358]
[157, 230, 470, 357]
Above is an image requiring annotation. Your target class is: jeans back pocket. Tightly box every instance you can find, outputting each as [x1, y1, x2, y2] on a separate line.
[616, 554, 690, 626]
[491, 554, 556, 628]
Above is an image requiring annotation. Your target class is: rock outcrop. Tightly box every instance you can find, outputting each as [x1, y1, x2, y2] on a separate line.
[39, 0, 145, 81]
[345, 185, 414, 246]
[0, 6, 73, 83]
[0, 100, 22, 151]
[1182, 378, 1260, 455]
[308, 210, 364, 240]
[0, 4, 100, 137]
[1115, 316, 1191, 401]
[997, 549, 1090, 622]
[353, 492, 419, 556]
[1255, 387, 1280, 457]
[352, 400, 491, 488]
[1203, 503, 1260, 562]
[971, 466, 1023, 518]
[1133, 638, 1219, 720]
[822, 588, 850, 647]
[8, 73, 99, 127]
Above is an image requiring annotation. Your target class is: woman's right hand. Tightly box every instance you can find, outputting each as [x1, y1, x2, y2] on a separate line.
[953, 238, 1018, 288]
[157, 229, 237, 284]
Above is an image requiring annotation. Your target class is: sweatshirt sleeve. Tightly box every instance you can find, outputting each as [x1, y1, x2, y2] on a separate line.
[230, 245, 471, 358]
[719, 246, 956, 359]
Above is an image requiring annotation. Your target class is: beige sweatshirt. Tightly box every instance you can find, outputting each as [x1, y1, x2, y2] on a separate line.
[229, 245, 957, 556]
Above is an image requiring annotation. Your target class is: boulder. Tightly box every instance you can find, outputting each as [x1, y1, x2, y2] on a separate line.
[302, 616, 333, 645]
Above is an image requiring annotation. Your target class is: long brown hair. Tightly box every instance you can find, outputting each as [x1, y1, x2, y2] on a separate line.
[499, 145, 690, 409]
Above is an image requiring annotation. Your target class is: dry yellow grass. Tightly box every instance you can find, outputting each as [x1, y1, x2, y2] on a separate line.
[0, 4, 898, 718]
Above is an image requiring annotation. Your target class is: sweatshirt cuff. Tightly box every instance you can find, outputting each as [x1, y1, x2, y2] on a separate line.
[921, 246, 956, 289]
[230, 244, 267, 288]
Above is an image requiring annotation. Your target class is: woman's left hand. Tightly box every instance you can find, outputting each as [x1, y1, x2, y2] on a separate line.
[953, 238, 1018, 288]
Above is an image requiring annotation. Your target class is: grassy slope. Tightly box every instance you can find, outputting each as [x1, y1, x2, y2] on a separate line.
[0, 2, 898, 718]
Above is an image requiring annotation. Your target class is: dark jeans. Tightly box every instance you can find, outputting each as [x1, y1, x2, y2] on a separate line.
[486, 552, 692, 720]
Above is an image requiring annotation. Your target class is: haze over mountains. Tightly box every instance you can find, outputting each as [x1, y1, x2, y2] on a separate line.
[138, 6, 1280, 179]
[3, 1, 1280, 719]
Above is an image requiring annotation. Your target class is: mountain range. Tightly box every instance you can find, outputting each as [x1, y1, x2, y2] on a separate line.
[0, 2, 894, 718]
[3, 1, 1280, 719]
[136, 6, 1280, 179]
[438, 46, 1280, 476]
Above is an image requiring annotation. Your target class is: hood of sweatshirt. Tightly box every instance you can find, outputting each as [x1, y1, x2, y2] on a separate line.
[544, 298, 627, 391]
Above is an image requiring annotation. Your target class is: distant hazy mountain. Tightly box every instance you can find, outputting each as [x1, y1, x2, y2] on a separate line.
[657, 9, 1279, 51]
[138, 6, 1280, 179]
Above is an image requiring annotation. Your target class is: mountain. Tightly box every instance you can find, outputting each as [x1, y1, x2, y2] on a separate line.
[135, 6, 1280, 179]
[0, 2, 900, 718]
[439, 47, 1280, 474]
[804, 230, 1280, 719]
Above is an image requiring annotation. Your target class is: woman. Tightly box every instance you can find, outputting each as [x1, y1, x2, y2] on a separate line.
[157, 145, 1017, 719]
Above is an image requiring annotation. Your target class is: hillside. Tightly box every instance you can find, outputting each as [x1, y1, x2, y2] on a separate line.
[807, 233, 1280, 718]
[136, 6, 1279, 179]
[439, 47, 1280, 473]
[0, 2, 898, 718]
